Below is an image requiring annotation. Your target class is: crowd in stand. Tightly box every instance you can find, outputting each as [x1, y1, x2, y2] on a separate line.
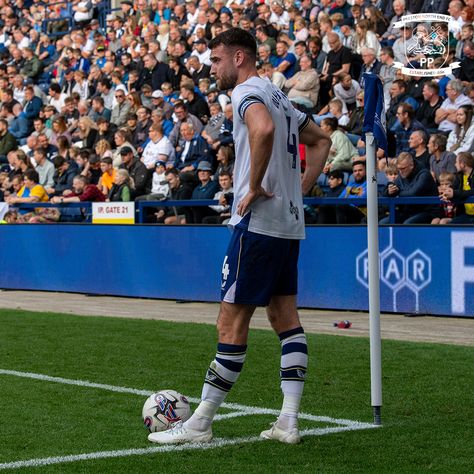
[1, 0, 474, 224]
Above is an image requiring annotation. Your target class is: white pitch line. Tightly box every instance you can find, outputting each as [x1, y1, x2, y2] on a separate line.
[0, 369, 372, 428]
[0, 368, 379, 470]
[0, 424, 379, 471]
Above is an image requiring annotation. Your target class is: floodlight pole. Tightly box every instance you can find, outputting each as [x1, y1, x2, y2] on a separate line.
[365, 132, 382, 426]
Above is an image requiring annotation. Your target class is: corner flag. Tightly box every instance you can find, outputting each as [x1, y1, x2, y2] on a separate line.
[362, 73, 388, 156]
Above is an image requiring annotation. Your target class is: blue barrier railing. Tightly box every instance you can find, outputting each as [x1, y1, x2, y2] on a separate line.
[9, 196, 474, 224]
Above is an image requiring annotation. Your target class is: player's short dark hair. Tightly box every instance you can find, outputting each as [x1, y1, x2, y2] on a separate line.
[208, 27, 257, 60]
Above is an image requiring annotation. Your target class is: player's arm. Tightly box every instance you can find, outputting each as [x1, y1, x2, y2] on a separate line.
[299, 119, 331, 195]
[236, 102, 275, 216]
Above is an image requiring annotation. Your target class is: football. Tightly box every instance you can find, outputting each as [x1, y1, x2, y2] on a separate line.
[142, 390, 192, 432]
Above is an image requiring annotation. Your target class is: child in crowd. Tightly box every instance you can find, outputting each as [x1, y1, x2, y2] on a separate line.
[385, 164, 398, 184]
[432, 172, 456, 224]
[151, 161, 169, 200]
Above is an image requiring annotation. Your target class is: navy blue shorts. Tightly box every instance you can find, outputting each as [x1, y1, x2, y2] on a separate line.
[220, 227, 300, 306]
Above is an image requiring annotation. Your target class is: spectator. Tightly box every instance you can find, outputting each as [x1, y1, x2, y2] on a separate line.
[335, 160, 368, 224]
[446, 105, 474, 155]
[98, 157, 116, 196]
[308, 37, 326, 75]
[133, 106, 153, 150]
[316, 169, 346, 224]
[168, 101, 203, 148]
[201, 103, 225, 146]
[381, 152, 438, 224]
[214, 145, 234, 181]
[259, 62, 286, 90]
[20, 47, 42, 81]
[320, 32, 352, 106]
[34, 147, 55, 188]
[136, 161, 169, 202]
[344, 90, 365, 145]
[285, 54, 319, 110]
[108, 169, 133, 202]
[9, 103, 30, 144]
[155, 167, 193, 224]
[5, 168, 48, 205]
[416, 81, 443, 133]
[320, 117, 357, 175]
[48, 83, 67, 113]
[391, 103, 426, 156]
[74, 117, 98, 150]
[428, 134, 457, 183]
[119, 146, 151, 198]
[111, 89, 132, 128]
[202, 171, 233, 224]
[22, 86, 42, 123]
[379, 47, 397, 108]
[431, 172, 457, 225]
[112, 129, 137, 167]
[441, 151, 474, 224]
[274, 40, 297, 79]
[47, 156, 78, 197]
[435, 79, 473, 133]
[0, 119, 17, 163]
[172, 122, 211, 172]
[386, 79, 418, 130]
[408, 130, 431, 170]
[358, 47, 381, 87]
[180, 82, 210, 124]
[141, 123, 175, 169]
[150, 90, 173, 120]
[333, 73, 361, 112]
[51, 175, 105, 207]
[190, 160, 219, 223]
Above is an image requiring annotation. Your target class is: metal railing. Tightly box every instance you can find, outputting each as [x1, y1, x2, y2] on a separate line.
[8, 196, 474, 225]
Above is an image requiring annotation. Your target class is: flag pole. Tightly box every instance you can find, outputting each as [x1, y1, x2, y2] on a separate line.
[365, 131, 382, 425]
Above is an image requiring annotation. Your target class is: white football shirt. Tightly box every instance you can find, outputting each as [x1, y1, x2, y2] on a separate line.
[229, 76, 310, 239]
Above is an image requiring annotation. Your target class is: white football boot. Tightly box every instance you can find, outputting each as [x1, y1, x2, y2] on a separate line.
[148, 421, 213, 444]
[260, 421, 301, 444]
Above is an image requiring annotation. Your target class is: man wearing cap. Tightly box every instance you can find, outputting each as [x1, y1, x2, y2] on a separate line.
[119, 145, 152, 198]
[151, 90, 173, 120]
[190, 160, 219, 223]
[120, 0, 135, 18]
[191, 38, 211, 67]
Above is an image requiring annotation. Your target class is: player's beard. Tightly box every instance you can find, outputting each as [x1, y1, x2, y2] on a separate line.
[217, 69, 238, 91]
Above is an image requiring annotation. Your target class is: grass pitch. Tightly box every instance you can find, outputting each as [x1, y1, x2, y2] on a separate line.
[0, 308, 472, 473]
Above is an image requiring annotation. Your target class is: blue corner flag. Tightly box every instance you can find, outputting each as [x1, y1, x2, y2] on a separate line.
[362, 73, 388, 156]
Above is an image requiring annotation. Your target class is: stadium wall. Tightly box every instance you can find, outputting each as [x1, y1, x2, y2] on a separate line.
[1, 225, 473, 318]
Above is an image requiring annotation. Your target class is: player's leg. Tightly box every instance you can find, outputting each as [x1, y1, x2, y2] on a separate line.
[148, 303, 256, 444]
[260, 294, 307, 444]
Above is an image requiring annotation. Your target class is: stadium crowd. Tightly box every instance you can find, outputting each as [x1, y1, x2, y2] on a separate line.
[1, 0, 474, 224]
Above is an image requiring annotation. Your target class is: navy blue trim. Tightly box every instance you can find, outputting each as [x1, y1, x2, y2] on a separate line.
[217, 343, 247, 354]
[216, 357, 244, 373]
[279, 326, 304, 341]
[238, 95, 264, 120]
[281, 342, 308, 356]
[298, 115, 311, 133]
[280, 367, 306, 381]
[204, 367, 233, 391]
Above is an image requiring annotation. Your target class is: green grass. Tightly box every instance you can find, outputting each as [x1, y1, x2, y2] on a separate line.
[0, 309, 472, 473]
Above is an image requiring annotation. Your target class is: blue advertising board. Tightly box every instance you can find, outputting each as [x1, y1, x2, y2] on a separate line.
[0, 225, 472, 317]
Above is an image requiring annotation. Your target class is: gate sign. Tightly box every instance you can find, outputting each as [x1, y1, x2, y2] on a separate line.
[92, 203, 135, 224]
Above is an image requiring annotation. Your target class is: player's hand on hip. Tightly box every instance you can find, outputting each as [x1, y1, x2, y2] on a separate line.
[236, 186, 273, 216]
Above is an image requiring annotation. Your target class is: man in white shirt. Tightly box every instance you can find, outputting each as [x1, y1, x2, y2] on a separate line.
[141, 123, 175, 169]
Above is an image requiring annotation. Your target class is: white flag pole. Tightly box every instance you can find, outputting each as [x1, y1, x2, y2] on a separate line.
[365, 132, 382, 425]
